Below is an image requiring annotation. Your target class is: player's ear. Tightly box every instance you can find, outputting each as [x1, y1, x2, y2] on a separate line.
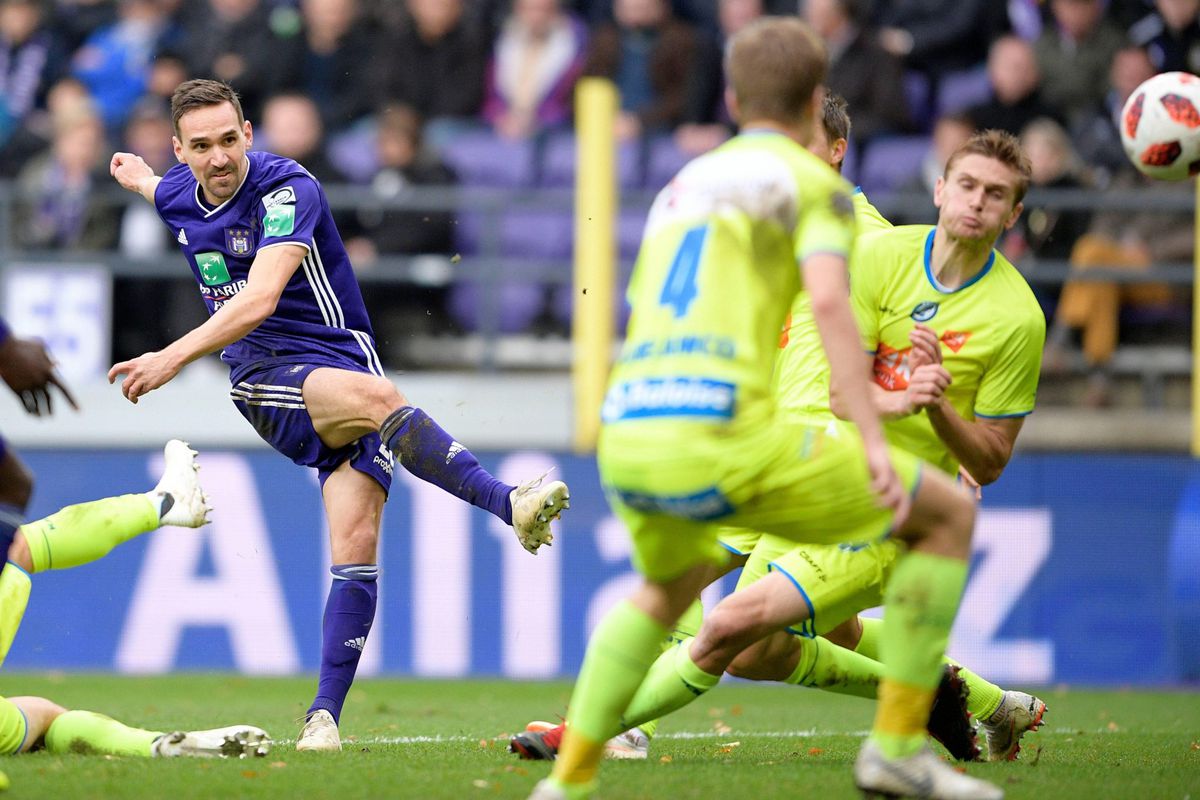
[933, 175, 945, 207]
[1004, 201, 1024, 230]
[832, 137, 848, 169]
[243, 120, 253, 149]
[172, 136, 184, 164]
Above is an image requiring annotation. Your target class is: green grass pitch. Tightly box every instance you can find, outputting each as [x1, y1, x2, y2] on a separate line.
[1, 675, 1197, 799]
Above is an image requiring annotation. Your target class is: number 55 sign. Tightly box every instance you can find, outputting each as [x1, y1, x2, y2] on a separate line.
[2, 264, 111, 382]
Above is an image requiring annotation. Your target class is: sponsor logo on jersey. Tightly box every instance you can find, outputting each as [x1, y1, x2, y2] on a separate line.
[941, 330, 971, 353]
[610, 485, 734, 521]
[601, 376, 736, 422]
[911, 300, 939, 322]
[872, 343, 911, 391]
[446, 441, 465, 463]
[262, 186, 296, 210]
[372, 443, 395, 476]
[195, 251, 231, 286]
[225, 227, 253, 255]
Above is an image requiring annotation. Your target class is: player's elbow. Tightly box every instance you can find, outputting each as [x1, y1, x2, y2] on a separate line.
[243, 292, 279, 325]
[807, 289, 846, 322]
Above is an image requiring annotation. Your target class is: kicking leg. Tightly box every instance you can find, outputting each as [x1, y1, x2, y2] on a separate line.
[298, 461, 383, 752]
[303, 368, 568, 555]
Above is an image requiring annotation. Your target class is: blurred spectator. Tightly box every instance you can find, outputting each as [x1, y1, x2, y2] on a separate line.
[180, 0, 277, 121]
[145, 51, 186, 104]
[804, 0, 911, 143]
[14, 101, 117, 249]
[1003, 117, 1092, 269]
[673, 0, 761, 155]
[70, 0, 176, 131]
[892, 111, 973, 223]
[876, 0, 1009, 75]
[482, 0, 588, 140]
[1035, 0, 1124, 130]
[379, 0, 490, 142]
[258, 92, 338, 181]
[1073, 44, 1157, 181]
[52, 0, 117, 54]
[1130, 0, 1200, 73]
[343, 104, 457, 263]
[1, 0, 65, 147]
[582, 0, 718, 142]
[273, 0, 376, 131]
[1049, 170, 1192, 405]
[343, 105, 458, 352]
[965, 35, 1062, 135]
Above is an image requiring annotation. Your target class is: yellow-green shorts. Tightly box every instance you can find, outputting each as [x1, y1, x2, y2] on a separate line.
[733, 532, 899, 636]
[598, 417, 923, 583]
[0, 697, 28, 755]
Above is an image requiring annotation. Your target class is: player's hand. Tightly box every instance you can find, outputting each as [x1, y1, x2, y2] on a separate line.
[110, 152, 155, 193]
[958, 465, 982, 500]
[107, 351, 180, 404]
[902, 364, 952, 413]
[864, 436, 910, 527]
[0, 336, 79, 416]
[908, 323, 942, 367]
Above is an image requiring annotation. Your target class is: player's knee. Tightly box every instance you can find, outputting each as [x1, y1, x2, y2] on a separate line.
[363, 377, 408, 424]
[6, 531, 33, 572]
[702, 601, 758, 653]
[331, 524, 379, 564]
[725, 641, 773, 680]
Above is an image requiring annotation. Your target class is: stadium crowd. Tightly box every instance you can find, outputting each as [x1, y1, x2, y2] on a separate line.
[0, 0, 1195, 404]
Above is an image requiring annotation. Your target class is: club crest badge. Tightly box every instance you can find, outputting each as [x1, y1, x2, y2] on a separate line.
[225, 227, 253, 256]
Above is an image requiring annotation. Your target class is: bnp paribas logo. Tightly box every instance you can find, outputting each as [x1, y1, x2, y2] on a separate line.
[196, 251, 231, 286]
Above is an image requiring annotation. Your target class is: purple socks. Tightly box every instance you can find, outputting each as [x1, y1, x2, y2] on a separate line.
[308, 564, 378, 724]
[381, 407, 514, 524]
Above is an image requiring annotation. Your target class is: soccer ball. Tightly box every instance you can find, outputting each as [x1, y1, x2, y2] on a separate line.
[1120, 71, 1200, 181]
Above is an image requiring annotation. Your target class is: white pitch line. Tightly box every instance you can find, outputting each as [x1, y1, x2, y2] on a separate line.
[282, 726, 1113, 747]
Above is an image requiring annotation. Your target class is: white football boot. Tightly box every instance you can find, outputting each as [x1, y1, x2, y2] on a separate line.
[152, 439, 211, 528]
[295, 709, 341, 752]
[854, 740, 1003, 800]
[980, 690, 1047, 762]
[510, 472, 570, 554]
[604, 727, 650, 760]
[152, 725, 270, 758]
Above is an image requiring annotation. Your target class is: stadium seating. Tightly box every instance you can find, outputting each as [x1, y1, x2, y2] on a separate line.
[858, 135, 931, 197]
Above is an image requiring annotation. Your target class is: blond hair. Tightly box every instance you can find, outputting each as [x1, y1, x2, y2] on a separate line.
[726, 17, 827, 126]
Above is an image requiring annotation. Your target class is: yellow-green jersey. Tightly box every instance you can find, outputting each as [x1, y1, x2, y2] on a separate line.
[601, 130, 857, 432]
[772, 189, 892, 421]
[851, 225, 1046, 475]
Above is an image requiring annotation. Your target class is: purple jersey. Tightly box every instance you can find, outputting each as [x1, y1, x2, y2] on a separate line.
[154, 151, 383, 385]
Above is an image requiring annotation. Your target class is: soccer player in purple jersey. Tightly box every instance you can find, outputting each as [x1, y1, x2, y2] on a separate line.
[107, 79, 571, 751]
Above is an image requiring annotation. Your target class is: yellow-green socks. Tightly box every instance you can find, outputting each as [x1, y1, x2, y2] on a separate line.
[617, 636, 721, 733]
[22, 495, 160, 573]
[44, 710, 161, 757]
[857, 617, 1005, 720]
[0, 563, 31, 667]
[637, 598, 706, 742]
[873, 552, 968, 759]
[551, 601, 669, 792]
[784, 636, 880, 698]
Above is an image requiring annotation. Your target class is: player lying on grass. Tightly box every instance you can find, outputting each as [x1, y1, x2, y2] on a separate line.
[513, 121, 1047, 775]
[523, 19, 1003, 800]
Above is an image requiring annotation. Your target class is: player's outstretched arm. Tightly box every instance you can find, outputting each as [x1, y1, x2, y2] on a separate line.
[110, 152, 161, 204]
[804, 254, 909, 523]
[108, 244, 307, 403]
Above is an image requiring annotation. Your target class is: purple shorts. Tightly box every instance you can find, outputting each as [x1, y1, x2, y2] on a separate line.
[230, 363, 394, 495]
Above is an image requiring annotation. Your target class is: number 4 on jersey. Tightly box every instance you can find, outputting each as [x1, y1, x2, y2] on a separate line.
[659, 224, 709, 318]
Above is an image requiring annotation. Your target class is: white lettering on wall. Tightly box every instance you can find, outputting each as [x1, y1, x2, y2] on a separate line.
[115, 452, 300, 674]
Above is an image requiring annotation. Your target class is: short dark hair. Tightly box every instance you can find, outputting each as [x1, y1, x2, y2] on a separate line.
[944, 128, 1033, 204]
[726, 17, 827, 126]
[821, 92, 851, 144]
[170, 79, 244, 137]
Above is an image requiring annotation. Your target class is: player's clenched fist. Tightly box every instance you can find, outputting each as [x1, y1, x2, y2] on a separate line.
[903, 363, 952, 413]
[110, 153, 161, 201]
